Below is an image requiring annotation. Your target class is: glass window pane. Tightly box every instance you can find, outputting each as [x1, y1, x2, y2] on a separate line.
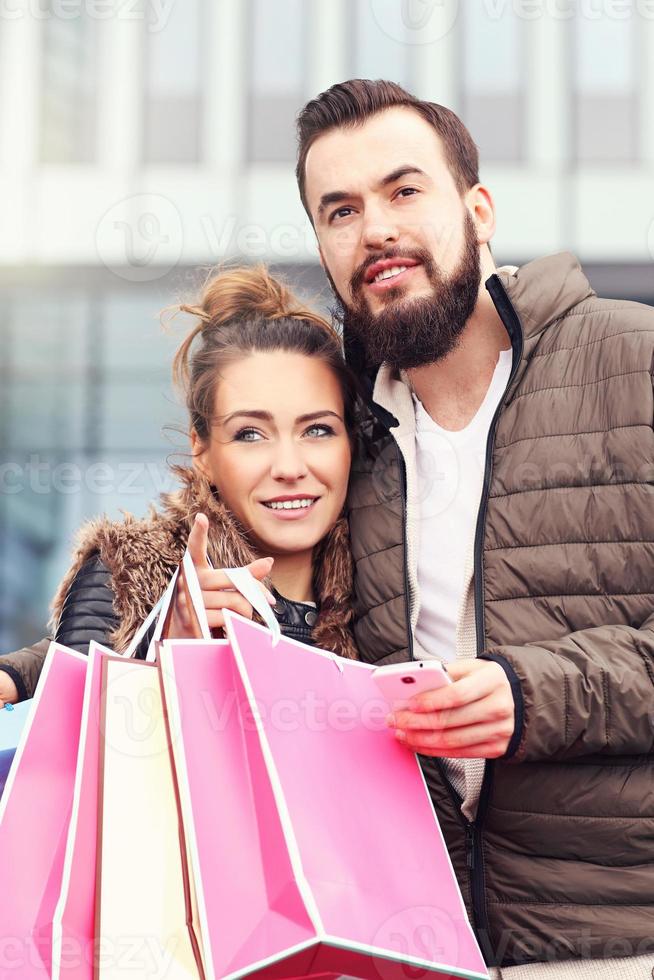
[10, 296, 88, 375]
[8, 381, 86, 452]
[575, 17, 637, 163]
[248, 0, 306, 163]
[102, 293, 178, 377]
[40, 11, 98, 163]
[144, 0, 203, 163]
[353, 0, 413, 89]
[461, 9, 524, 162]
[99, 380, 172, 452]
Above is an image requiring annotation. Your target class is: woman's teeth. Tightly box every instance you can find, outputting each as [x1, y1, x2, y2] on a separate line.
[374, 265, 408, 284]
[264, 498, 315, 510]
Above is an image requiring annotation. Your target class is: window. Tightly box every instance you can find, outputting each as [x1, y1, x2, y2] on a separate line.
[248, 0, 307, 163]
[144, 0, 204, 164]
[351, 0, 413, 90]
[574, 15, 638, 164]
[461, 7, 524, 162]
[40, 11, 98, 163]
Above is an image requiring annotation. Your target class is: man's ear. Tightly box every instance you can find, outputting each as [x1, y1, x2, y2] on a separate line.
[190, 429, 211, 482]
[466, 183, 496, 246]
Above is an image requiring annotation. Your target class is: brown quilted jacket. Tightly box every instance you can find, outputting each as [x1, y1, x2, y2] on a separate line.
[347, 253, 654, 968]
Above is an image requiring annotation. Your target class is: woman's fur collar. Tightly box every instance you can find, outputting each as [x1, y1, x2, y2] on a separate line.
[50, 465, 357, 659]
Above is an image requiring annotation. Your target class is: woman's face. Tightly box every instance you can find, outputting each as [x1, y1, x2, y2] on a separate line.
[193, 350, 352, 559]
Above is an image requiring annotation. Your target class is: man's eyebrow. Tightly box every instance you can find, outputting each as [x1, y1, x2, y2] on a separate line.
[379, 165, 428, 187]
[317, 166, 428, 218]
[317, 190, 352, 218]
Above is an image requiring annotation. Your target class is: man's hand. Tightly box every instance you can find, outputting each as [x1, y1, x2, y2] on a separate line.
[170, 513, 276, 636]
[0, 672, 19, 709]
[386, 659, 516, 759]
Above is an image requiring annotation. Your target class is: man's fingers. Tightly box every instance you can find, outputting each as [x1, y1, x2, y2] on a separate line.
[391, 691, 513, 732]
[397, 719, 513, 754]
[416, 740, 509, 760]
[186, 513, 211, 569]
[408, 663, 505, 713]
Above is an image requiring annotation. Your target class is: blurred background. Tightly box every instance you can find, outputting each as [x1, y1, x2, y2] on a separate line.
[1, 0, 653, 650]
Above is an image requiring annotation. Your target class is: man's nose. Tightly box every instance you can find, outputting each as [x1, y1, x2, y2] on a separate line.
[270, 440, 309, 481]
[361, 207, 399, 251]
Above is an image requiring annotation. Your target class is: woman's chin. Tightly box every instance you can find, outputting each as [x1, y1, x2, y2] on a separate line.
[252, 521, 330, 558]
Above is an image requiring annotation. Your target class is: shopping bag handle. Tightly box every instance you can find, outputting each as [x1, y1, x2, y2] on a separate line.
[221, 566, 281, 647]
[177, 552, 281, 647]
[129, 550, 281, 661]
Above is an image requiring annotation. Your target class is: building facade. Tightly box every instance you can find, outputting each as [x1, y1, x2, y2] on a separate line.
[1, 0, 653, 648]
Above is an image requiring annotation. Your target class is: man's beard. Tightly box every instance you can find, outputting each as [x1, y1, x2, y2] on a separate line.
[334, 211, 481, 373]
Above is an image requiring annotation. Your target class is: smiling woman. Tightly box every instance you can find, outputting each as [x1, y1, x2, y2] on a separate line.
[0, 267, 360, 703]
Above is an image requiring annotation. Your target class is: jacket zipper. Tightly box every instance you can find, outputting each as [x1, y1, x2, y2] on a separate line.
[466, 274, 526, 958]
[396, 446, 416, 662]
[388, 275, 525, 960]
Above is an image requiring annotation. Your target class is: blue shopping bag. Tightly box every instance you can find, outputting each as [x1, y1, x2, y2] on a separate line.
[0, 699, 33, 798]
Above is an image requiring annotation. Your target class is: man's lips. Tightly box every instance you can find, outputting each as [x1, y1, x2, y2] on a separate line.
[364, 257, 420, 285]
[366, 263, 421, 294]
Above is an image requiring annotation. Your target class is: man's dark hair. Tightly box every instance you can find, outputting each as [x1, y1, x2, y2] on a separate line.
[296, 78, 480, 216]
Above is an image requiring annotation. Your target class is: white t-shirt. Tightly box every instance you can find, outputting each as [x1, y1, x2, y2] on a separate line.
[414, 348, 513, 663]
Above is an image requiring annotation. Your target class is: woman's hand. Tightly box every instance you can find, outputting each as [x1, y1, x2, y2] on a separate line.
[169, 513, 276, 637]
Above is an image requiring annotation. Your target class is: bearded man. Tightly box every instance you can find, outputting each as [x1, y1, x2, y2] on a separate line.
[296, 79, 654, 979]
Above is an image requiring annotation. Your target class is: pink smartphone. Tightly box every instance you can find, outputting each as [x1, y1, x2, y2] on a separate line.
[372, 660, 451, 709]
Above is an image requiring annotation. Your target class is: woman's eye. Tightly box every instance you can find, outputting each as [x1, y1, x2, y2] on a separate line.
[305, 424, 334, 438]
[234, 428, 263, 442]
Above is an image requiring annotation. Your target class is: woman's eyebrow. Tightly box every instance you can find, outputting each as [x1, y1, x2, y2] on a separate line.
[221, 410, 273, 424]
[296, 411, 343, 423]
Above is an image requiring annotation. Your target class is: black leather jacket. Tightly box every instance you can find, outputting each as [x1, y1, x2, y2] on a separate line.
[55, 554, 318, 656]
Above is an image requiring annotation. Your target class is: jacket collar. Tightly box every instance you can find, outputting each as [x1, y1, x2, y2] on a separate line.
[367, 252, 596, 426]
[490, 252, 595, 341]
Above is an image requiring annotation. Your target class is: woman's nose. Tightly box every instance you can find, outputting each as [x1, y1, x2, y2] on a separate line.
[269, 441, 309, 481]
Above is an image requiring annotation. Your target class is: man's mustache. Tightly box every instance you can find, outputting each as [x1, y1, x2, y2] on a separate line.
[349, 247, 435, 297]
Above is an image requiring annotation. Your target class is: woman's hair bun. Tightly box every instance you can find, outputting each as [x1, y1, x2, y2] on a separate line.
[184, 264, 299, 329]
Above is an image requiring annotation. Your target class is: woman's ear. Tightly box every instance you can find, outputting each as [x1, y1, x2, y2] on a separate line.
[190, 429, 212, 481]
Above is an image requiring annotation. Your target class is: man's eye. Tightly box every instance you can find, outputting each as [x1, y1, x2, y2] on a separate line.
[396, 187, 418, 199]
[234, 428, 263, 442]
[330, 206, 355, 223]
[305, 424, 334, 438]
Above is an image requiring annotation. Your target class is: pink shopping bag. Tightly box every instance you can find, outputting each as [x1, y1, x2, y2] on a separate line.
[52, 550, 212, 980]
[51, 643, 110, 980]
[159, 613, 489, 980]
[0, 644, 88, 980]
